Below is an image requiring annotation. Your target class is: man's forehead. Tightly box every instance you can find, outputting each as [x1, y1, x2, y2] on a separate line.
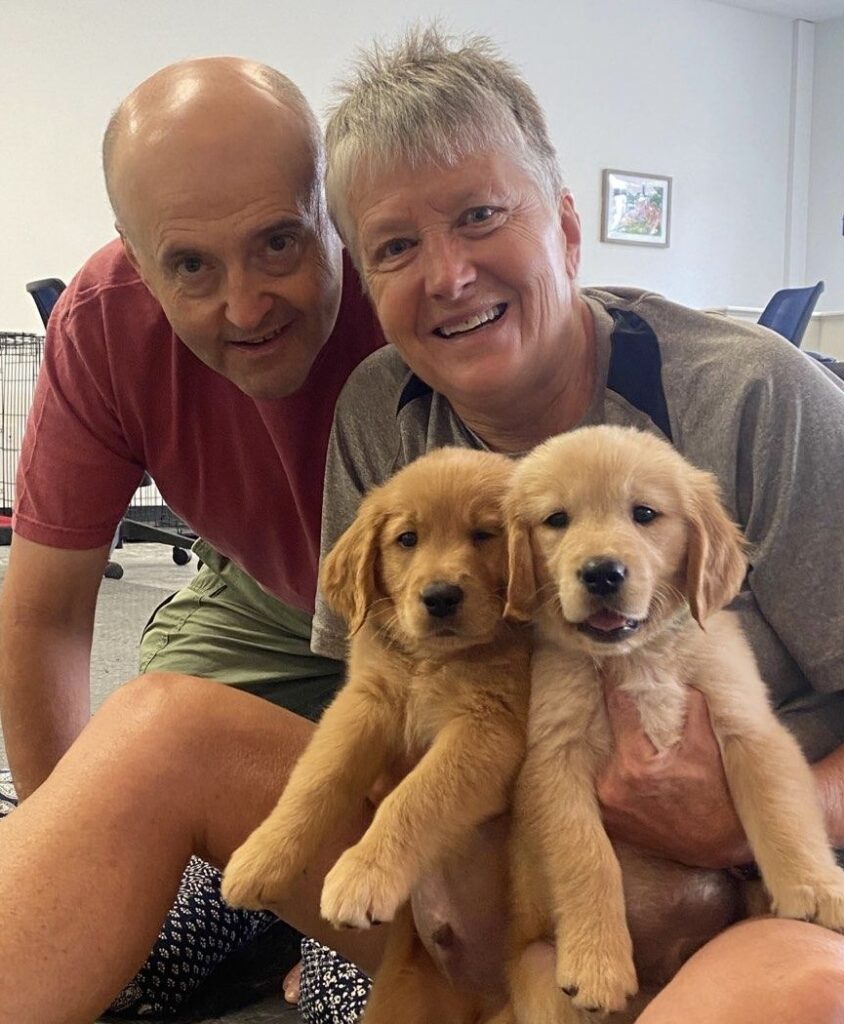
[115, 125, 320, 248]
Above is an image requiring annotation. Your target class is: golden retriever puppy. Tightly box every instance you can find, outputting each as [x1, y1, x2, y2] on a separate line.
[499, 424, 844, 1023]
[222, 447, 531, 1024]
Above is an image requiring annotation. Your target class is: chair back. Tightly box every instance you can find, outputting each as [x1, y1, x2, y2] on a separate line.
[25, 278, 67, 327]
[758, 281, 824, 348]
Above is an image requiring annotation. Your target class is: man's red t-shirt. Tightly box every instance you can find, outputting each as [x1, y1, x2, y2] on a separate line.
[13, 239, 382, 613]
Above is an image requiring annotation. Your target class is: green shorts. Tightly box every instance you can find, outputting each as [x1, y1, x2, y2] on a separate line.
[139, 539, 344, 722]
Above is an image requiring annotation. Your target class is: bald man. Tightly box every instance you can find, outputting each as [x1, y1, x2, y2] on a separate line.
[0, 57, 381, 1016]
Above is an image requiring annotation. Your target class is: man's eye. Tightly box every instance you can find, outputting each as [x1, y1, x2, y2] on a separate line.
[632, 505, 660, 525]
[268, 233, 294, 253]
[396, 531, 418, 548]
[177, 255, 205, 275]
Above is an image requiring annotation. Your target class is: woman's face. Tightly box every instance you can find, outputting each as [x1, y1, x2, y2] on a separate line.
[346, 150, 583, 410]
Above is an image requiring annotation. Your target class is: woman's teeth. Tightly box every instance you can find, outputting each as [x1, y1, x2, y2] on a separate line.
[436, 303, 506, 338]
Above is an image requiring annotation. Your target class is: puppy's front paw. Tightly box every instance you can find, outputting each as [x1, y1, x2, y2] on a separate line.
[556, 927, 638, 1015]
[771, 870, 844, 932]
[222, 832, 302, 911]
[320, 844, 411, 930]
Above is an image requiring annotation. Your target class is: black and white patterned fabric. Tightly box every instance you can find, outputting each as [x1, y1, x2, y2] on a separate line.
[107, 856, 277, 1017]
[299, 937, 371, 1024]
[0, 769, 16, 818]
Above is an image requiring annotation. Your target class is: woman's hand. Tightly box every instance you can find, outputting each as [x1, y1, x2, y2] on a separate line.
[597, 687, 751, 869]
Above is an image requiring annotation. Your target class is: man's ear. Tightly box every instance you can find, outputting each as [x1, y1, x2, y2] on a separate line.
[117, 225, 142, 275]
[504, 515, 538, 622]
[319, 497, 385, 634]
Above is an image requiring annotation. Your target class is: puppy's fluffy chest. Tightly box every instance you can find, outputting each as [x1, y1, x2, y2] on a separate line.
[531, 612, 730, 759]
[358, 626, 530, 762]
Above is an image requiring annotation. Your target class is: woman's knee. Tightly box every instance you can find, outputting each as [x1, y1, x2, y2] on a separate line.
[639, 918, 844, 1023]
[778, 942, 844, 1021]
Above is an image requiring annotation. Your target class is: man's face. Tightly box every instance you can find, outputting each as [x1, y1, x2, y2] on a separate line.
[347, 150, 581, 413]
[118, 112, 342, 400]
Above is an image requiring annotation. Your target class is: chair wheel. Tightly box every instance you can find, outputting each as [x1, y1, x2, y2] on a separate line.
[104, 561, 124, 580]
[172, 547, 191, 566]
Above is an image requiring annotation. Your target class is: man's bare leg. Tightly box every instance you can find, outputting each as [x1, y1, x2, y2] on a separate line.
[0, 673, 384, 1024]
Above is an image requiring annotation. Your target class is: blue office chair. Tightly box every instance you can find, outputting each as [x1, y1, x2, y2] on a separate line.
[758, 281, 824, 349]
[25, 278, 67, 326]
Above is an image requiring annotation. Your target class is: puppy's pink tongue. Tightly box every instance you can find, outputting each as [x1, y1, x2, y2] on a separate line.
[586, 610, 629, 631]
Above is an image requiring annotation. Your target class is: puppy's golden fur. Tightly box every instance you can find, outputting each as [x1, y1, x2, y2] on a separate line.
[222, 447, 531, 1023]
[498, 425, 844, 1023]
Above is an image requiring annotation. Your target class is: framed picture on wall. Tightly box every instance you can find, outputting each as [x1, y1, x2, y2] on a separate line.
[601, 169, 672, 247]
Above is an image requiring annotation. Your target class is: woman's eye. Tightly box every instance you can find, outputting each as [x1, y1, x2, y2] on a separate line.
[632, 505, 659, 524]
[543, 510, 569, 529]
[397, 531, 418, 548]
[381, 238, 413, 259]
[463, 206, 496, 226]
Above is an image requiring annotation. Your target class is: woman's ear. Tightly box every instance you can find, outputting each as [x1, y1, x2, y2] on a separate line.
[560, 191, 582, 281]
[320, 497, 384, 634]
[684, 469, 747, 627]
[504, 515, 538, 622]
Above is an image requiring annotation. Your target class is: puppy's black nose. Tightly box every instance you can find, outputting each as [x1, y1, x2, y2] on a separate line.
[580, 558, 627, 596]
[421, 582, 464, 618]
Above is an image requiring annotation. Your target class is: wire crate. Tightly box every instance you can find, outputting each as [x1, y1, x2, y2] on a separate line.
[0, 333, 43, 514]
[0, 331, 191, 546]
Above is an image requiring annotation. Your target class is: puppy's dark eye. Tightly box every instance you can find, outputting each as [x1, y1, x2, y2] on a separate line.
[471, 529, 496, 544]
[544, 510, 569, 529]
[396, 531, 418, 548]
[632, 505, 659, 524]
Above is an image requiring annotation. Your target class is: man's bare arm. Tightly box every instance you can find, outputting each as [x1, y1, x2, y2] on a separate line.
[0, 534, 108, 799]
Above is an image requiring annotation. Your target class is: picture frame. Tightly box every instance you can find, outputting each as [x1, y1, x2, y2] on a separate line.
[601, 169, 672, 247]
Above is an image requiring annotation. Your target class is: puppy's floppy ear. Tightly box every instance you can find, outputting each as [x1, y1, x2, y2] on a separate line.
[684, 468, 747, 627]
[504, 515, 538, 622]
[320, 496, 385, 634]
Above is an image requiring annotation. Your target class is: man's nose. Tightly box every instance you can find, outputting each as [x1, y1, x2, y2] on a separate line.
[423, 236, 476, 301]
[224, 269, 274, 332]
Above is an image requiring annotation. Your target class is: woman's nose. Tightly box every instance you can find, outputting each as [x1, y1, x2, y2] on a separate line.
[423, 237, 477, 301]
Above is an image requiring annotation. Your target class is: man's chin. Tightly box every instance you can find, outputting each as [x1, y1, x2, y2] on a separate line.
[226, 349, 323, 400]
[235, 371, 312, 400]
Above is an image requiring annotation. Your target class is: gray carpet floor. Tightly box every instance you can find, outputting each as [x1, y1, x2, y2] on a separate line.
[0, 543, 302, 1023]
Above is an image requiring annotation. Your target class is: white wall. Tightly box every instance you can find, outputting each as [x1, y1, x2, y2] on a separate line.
[0, 0, 800, 332]
[806, 15, 844, 309]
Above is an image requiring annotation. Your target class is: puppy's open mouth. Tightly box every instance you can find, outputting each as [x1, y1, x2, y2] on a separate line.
[576, 609, 643, 643]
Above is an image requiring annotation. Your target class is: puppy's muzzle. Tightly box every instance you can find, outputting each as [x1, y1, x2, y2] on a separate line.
[421, 582, 464, 619]
[575, 557, 642, 643]
[579, 558, 627, 596]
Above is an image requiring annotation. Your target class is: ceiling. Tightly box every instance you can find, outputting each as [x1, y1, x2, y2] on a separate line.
[712, 0, 844, 19]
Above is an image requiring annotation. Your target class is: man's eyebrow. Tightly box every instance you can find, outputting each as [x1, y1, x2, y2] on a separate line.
[258, 217, 306, 236]
[157, 218, 307, 266]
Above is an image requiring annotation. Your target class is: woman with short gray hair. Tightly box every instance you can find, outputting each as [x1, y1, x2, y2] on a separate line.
[308, 24, 844, 1024]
